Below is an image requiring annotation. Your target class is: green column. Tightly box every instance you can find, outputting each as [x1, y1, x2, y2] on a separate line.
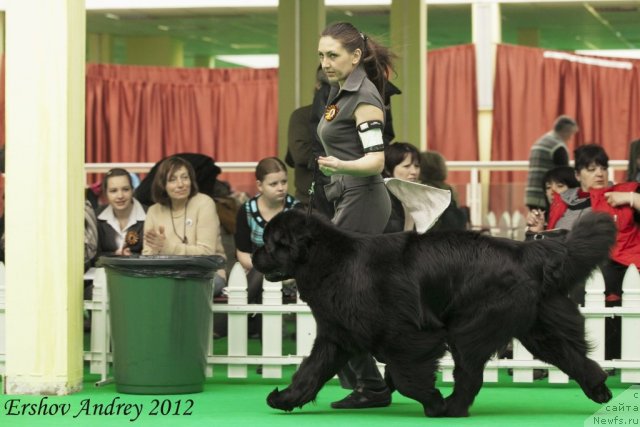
[194, 55, 212, 68]
[87, 33, 112, 63]
[0, 12, 4, 55]
[390, 0, 426, 150]
[277, 0, 324, 160]
[124, 36, 184, 67]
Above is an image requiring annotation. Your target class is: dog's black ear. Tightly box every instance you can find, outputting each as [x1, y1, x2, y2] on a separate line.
[266, 209, 314, 263]
[290, 233, 311, 264]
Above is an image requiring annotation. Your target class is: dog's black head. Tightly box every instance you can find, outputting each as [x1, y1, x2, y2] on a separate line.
[253, 209, 315, 281]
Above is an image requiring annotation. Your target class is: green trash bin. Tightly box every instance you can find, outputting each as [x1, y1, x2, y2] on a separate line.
[99, 255, 225, 394]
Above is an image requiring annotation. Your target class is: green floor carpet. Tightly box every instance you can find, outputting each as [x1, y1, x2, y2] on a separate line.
[1, 330, 634, 426]
[0, 366, 632, 427]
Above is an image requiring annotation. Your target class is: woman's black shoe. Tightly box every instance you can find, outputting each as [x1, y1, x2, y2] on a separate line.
[330, 387, 392, 409]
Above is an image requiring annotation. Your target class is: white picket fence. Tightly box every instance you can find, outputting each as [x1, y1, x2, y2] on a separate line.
[1, 260, 639, 384]
[479, 210, 527, 240]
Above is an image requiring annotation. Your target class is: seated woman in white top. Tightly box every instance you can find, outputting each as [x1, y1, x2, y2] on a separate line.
[96, 168, 146, 256]
[143, 155, 227, 295]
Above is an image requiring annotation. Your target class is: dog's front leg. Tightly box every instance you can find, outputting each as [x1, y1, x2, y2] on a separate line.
[267, 337, 350, 412]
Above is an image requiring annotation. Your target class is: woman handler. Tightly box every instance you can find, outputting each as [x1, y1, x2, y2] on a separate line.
[316, 21, 395, 410]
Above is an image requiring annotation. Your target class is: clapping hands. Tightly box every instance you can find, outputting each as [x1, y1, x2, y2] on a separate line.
[144, 225, 166, 253]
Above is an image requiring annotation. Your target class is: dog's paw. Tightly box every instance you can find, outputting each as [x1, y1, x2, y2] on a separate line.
[423, 403, 447, 417]
[267, 388, 293, 411]
[588, 382, 612, 404]
[432, 396, 469, 418]
[422, 395, 448, 417]
[582, 366, 613, 404]
[266, 387, 298, 412]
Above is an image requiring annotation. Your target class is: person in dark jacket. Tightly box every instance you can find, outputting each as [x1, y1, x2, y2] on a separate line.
[626, 138, 640, 182]
[524, 116, 578, 210]
[285, 105, 314, 207]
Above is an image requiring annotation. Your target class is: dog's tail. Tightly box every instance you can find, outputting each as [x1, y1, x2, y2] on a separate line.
[539, 212, 616, 295]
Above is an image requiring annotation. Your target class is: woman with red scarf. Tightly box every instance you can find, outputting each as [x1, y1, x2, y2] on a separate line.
[527, 144, 640, 360]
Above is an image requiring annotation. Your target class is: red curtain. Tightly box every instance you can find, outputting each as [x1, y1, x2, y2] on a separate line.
[427, 44, 479, 205]
[491, 44, 640, 214]
[427, 44, 478, 160]
[86, 64, 279, 194]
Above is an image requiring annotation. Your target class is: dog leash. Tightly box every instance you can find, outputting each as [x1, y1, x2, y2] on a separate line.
[307, 158, 319, 218]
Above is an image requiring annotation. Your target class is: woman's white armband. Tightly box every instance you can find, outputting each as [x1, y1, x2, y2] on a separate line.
[357, 120, 385, 153]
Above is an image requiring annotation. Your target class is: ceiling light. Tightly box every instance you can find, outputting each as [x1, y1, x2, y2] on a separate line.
[326, 0, 389, 5]
[583, 41, 599, 50]
[230, 43, 269, 50]
[215, 54, 278, 69]
[87, 0, 278, 9]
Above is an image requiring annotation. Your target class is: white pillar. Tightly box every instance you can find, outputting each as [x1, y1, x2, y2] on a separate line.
[472, 0, 501, 218]
[4, 0, 86, 395]
[473, 0, 500, 112]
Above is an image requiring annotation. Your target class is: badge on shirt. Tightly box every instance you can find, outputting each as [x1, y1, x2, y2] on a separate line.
[324, 104, 339, 121]
[124, 230, 140, 247]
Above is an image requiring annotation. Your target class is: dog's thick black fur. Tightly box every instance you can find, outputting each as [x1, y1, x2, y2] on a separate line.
[253, 209, 616, 417]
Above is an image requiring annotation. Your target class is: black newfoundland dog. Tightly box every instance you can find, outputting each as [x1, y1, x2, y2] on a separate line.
[253, 209, 616, 417]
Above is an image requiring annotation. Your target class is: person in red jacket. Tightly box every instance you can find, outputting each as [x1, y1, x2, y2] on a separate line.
[527, 144, 639, 360]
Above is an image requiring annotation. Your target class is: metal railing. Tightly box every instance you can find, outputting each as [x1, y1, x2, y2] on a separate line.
[85, 159, 629, 229]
